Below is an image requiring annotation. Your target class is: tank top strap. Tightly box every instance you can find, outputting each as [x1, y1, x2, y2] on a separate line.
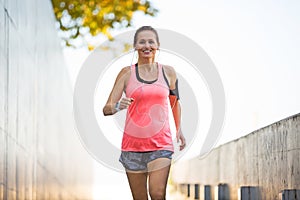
[157, 63, 164, 82]
[130, 63, 136, 77]
[157, 63, 170, 88]
[129, 64, 137, 83]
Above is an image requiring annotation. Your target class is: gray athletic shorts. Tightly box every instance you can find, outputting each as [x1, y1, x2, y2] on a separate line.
[119, 150, 173, 171]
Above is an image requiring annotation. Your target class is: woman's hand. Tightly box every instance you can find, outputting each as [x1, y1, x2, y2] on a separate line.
[177, 130, 186, 151]
[118, 97, 134, 110]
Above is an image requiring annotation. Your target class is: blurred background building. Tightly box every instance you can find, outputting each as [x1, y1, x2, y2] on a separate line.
[0, 0, 94, 199]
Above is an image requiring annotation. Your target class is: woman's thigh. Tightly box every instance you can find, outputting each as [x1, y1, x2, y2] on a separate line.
[147, 158, 171, 199]
[126, 171, 149, 200]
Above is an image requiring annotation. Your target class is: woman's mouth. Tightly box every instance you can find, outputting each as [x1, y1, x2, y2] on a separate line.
[142, 49, 152, 55]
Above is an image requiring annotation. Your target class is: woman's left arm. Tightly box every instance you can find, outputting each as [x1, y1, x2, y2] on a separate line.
[165, 65, 186, 151]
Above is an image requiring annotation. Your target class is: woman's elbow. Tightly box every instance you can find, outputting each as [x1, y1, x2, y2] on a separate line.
[102, 107, 111, 116]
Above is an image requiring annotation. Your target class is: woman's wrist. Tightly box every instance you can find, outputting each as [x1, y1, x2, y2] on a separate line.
[115, 102, 121, 112]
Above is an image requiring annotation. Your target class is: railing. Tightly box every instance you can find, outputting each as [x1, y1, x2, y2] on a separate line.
[171, 113, 300, 200]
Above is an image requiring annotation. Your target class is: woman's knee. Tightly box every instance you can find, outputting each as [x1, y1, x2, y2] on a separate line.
[149, 189, 166, 200]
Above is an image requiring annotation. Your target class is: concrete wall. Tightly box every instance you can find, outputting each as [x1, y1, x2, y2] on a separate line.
[172, 113, 300, 200]
[0, 0, 94, 199]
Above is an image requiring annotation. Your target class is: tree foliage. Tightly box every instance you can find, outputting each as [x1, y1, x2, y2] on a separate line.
[51, 0, 158, 48]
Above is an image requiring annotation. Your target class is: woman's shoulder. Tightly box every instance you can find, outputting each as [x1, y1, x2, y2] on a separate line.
[120, 65, 131, 72]
[118, 66, 131, 76]
[114, 66, 131, 83]
[161, 64, 176, 77]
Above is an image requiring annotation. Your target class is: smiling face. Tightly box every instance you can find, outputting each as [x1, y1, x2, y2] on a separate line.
[135, 30, 160, 62]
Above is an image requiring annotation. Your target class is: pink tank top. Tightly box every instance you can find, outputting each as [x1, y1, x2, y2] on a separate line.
[121, 63, 174, 152]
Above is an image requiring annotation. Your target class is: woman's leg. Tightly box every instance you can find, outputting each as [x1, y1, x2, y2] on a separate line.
[148, 158, 171, 200]
[126, 170, 149, 200]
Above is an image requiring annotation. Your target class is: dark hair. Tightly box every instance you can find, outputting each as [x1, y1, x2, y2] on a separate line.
[133, 26, 160, 46]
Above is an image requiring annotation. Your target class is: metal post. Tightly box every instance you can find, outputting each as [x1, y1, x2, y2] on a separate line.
[238, 186, 260, 200]
[280, 189, 300, 200]
[204, 185, 212, 200]
[195, 184, 200, 199]
[216, 183, 230, 200]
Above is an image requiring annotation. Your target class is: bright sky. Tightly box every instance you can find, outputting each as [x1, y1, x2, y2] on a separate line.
[63, 0, 300, 199]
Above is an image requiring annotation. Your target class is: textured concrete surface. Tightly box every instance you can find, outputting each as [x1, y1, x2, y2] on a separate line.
[0, 0, 94, 199]
[172, 113, 300, 200]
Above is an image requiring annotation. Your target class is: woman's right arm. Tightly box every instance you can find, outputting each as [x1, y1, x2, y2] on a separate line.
[103, 67, 131, 116]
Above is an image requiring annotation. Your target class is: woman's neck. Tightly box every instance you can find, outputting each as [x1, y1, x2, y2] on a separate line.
[137, 58, 156, 71]
[137, 62, 157, 72]
[138, 56, 156, 64]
